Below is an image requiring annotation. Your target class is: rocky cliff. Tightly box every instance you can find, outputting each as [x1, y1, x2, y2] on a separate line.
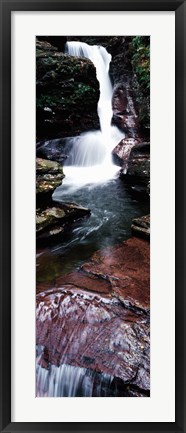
[36, 39, 100, 140]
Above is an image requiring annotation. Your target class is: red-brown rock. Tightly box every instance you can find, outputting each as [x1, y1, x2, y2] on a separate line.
[36, 237, 150, 396]
[36, 286, 150, 393]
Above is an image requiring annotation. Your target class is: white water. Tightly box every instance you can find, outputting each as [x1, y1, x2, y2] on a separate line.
[36, 357, 113, 397]
[65, 41, 113, 138]
[61, 41, 124, 191]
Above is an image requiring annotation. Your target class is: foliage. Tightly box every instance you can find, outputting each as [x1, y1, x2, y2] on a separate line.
[129, 37, 150, 130]
[36, 50, 99, 115]
[37, 83, 96, 112]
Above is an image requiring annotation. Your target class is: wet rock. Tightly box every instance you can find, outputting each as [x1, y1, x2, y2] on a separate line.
[36, 285, 150, 396]
[120, 142, 150, 196]
[36, 202, 91, 243]
[36, 157, 64, 175]
[131, 215, 150, 239]
[36, 207, 66, 232]
[36, 234, 150, 396]
[80, 237, 150, 313]
[112, 83, 141, 137]
[36, 173, 64, 195]
[36, 137, 73, 164]
[37, 237, 150, 310]
[36, 158, 64, 207]
[126, 142, 150, 177]
[112, 137, 139, 167]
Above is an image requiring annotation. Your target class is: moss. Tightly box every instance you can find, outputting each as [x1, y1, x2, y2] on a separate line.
[36, 158, 64, 174]
[129, 37, 150, 130]
[36, 158, 64, 195]
[36, 93, 62, 109]
[37, 81, 98, 112]
[36, 207, 66, 232]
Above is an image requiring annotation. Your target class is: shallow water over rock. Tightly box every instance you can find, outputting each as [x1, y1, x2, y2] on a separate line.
[36, 178, 149, 283]
[36, 242, 150, 398]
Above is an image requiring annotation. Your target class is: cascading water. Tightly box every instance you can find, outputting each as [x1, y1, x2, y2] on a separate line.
[58, 41, 124, 191]
[65, 41, 113, 141]
[36, 354, 114, 397]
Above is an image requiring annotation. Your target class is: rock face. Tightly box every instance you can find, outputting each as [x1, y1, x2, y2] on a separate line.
[99, 36, 149, 195]
[131, 215, 150, 239]
[36, 39, 100, 140]
[120, 143, 150, 196]
[36, 157, 64, 206]
[36, 237, 150, 397]
[36, 202, 90, 243]
[36, 137, 73, 164]
[109, 36, 150, 136]
[112, 83, 142, 137]
[112, 137, 139, 168]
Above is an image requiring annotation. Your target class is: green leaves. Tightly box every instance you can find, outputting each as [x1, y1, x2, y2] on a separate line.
[130, 37, 150, 95]
[130, 36, 150, 129]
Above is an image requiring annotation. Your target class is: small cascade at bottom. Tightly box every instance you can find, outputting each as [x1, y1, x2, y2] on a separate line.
[36, 361, 114, 397]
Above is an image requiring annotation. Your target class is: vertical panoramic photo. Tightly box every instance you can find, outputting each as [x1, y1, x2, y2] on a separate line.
[36, 36, 150, 397]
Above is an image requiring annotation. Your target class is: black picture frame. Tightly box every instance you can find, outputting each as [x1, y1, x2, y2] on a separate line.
[0, 0, 185, 432]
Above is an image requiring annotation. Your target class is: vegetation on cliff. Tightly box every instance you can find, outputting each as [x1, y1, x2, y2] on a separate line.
[36, 40, 99, 140]
[129, 36, 150, 131]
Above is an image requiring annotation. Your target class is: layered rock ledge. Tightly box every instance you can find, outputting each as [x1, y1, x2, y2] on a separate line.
[36, 237, 150, 396]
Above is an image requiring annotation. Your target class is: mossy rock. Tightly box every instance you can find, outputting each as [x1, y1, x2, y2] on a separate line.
[36, 158, 65, 206]
[36, 157, 64, 175]
[36, 202, 91, 243]
[36, 41, 100, 139]
[36, 207, 66, 232]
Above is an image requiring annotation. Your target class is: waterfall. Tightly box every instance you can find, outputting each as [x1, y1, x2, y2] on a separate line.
[36, 346, 114, 397]
[65, 41, 113, 138]
[54, 41, 124, 192]
[36, 363, 114, 397]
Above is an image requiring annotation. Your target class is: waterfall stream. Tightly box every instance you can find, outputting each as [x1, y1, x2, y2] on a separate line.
[65, 41, 114, 140]
[61, 41, 124, 191]
[36, 354, 114, 397]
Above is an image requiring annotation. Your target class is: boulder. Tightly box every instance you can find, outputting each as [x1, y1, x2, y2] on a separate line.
[36, 137, 73, 164]
[131, 214, 150, 239]
[112, 137, 139, 167]
[36, 157, 64, 206]
[120, 142, 150, 196]
[36, 202, 91, 243]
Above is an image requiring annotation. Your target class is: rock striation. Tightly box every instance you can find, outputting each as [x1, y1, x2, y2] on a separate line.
[36, 237, 150, 396]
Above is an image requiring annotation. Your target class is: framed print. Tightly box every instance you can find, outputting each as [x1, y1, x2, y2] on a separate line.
[0, 0, 185, 432]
